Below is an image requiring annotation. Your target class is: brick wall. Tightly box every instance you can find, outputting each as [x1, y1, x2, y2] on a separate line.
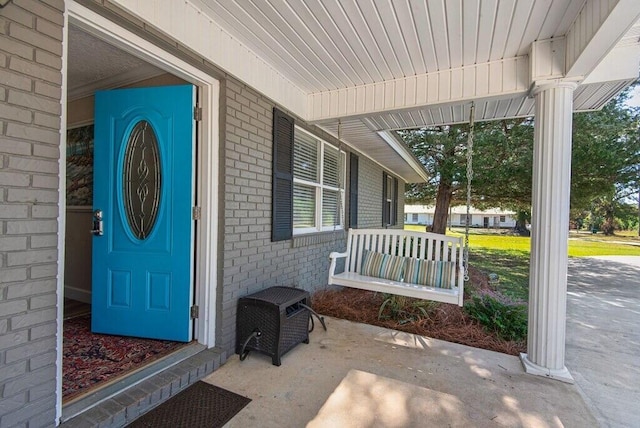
[356, 156, 404, 229]
[397, 179, 405, 229]
[0, 3, 408, 422]
[217, 77, 406, 354]
[0, 1, 64, 427]
[217, 79, 349, 354]
[357, 156, 383, 228]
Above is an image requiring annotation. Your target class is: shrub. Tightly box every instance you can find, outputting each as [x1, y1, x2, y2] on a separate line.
[464, 289, 527, 341]
[378, 294, 439, 324]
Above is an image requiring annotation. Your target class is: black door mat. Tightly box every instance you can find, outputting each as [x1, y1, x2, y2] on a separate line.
[128, 381, 251, 428]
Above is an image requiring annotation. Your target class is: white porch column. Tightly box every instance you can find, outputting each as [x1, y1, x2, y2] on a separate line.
[520, 81, 577, 383]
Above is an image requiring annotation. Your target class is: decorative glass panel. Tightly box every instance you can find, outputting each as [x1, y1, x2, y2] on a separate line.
[123, 120, 161, 239]
[293, 131, 319, 182]
[293, 184, 315, 228]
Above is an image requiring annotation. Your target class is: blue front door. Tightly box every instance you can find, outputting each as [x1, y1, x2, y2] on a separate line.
[92, 85, 195, 342]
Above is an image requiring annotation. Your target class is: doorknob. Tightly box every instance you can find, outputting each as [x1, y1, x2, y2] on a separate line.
[91, 209, 103, 236]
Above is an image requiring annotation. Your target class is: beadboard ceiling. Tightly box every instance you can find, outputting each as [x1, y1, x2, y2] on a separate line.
[195, 0, 585, 93]
[68, 1, 640, 183]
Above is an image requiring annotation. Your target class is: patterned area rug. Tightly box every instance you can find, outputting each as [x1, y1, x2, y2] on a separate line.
[63, 315, 186, 402]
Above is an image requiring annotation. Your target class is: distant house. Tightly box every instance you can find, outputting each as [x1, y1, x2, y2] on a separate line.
[405, 205, 517, 229]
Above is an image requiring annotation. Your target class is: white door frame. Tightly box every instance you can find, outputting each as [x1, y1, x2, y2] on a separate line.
[57, 1, 219, 422]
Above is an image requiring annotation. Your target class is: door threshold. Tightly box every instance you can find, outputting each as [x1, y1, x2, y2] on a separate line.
[61, 342, 205, 422]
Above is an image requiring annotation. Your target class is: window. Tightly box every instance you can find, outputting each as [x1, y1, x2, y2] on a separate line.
[412, 213, 419, 222]
[500, 215, 506, 223]
[271, 108, 346, 241]
[292, 127, 345, 235]
[460, 214, 471, 225]
[382, 172, 398, 226]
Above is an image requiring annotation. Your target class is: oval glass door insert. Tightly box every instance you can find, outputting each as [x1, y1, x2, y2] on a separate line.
[123, 120, 161, 240]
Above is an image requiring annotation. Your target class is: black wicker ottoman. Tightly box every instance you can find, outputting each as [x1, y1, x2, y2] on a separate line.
[236, 286, 311, 366]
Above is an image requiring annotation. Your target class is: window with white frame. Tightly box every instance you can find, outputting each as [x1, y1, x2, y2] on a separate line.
[292, 127, 345, 234]
[382, 172, 398, 226]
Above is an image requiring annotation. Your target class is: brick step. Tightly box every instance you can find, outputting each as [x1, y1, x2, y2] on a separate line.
[60, 346, 226, 427]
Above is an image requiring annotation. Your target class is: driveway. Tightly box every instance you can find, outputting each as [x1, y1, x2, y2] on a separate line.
[566, 256, 640, 427]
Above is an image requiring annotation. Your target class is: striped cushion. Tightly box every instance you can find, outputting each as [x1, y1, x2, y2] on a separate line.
[404, 258, 455, 289]
[360, 249, 405, 282]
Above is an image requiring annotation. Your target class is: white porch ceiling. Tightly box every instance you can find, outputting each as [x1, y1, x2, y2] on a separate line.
[94, 0, 640, 183]
[186, 0, 640, 182]
[197, 0, 584, 92]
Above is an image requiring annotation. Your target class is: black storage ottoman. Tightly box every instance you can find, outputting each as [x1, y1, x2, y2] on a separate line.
[235, 286, 311, 366]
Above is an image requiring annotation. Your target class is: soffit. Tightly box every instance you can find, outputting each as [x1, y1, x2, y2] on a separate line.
[317, 118, 426, 183]
[196, 0, 586, 93]
[191, 0, 639, 183]
[78, 1, 640, 183]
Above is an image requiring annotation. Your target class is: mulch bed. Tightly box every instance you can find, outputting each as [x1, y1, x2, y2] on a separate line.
[312, 266, 526, 356]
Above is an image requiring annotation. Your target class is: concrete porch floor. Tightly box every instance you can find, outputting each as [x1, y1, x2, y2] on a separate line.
[205, 316, 596, 427]
[57, 257, 637, 427]
[204, 255, 640, 427]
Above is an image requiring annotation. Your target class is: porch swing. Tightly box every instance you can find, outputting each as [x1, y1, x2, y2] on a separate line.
[327, 104, 476, 307]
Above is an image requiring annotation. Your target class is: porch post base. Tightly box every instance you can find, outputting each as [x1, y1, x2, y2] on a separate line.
[520, 353, 574, 384]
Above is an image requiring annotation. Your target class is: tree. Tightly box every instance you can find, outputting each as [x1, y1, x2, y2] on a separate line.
[570, 91, 640, 234]
[615, 201, 640, 231]
[401, 119, 534, 234]
[469, 118, 534, 232]
[585, 195, 640, 234]
[402, 86, 640, 236]
[402, 125, 467, 234]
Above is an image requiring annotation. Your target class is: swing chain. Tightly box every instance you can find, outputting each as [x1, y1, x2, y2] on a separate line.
[334, 119, 344, 238]
[464, 103, 475, 282]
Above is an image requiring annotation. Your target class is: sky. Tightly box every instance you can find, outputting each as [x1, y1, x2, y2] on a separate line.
[624, 85, 640, 107]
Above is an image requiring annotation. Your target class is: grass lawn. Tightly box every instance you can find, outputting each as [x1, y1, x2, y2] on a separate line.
[571, 229, 640, 240]
[404, 224, 640, 301]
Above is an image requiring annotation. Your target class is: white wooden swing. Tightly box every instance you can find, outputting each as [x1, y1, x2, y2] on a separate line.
[328, 104, 476, 307]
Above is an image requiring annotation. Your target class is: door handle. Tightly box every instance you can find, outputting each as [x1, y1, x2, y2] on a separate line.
[91, 209, 104, 236]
